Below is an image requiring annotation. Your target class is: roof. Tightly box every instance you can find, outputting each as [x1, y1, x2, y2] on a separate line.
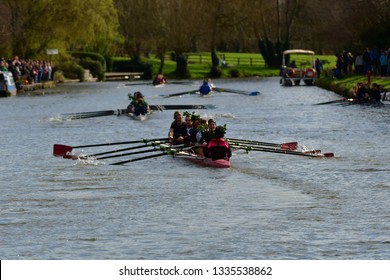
[283, 49, 315, 55]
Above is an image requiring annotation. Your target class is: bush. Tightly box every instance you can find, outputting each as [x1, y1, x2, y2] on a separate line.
[80, 57, 104, 81]
[228, 68, 240, 78]
[68, 51, 106, 71]
[59, 61, 85, 82]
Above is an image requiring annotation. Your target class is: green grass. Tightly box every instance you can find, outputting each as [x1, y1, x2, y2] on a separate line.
[141, 52, 280, 79]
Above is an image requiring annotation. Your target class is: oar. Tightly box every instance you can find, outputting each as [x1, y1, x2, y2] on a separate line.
[109, 144, 190, 165]
[111, 152, 169, 165]
[61, 141, 168, 160]
[125, 82, 151, 86]
[125, 81, 193, 86]
[231, 144, 334, 158]
[214, 87, 259, 96]
[53, 138, 169, 157]
[168, 81, 194, 85]
[149, 104, 216, 110]
[226, 138, 298, 150]
[62, 109, 123, 119]
[95, 147, 164, 160]
[93, 143, 185, 160]
[160, 90, 198, 98]
[314, 98, 355, 105]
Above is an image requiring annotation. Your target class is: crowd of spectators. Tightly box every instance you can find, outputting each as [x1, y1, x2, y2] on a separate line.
[0, 56, 53, 88]
[333, 47, 390, 79]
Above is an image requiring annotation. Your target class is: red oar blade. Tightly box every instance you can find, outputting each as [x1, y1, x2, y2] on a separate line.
[53, 144, 73, 157]
[281, 142, 298, 150]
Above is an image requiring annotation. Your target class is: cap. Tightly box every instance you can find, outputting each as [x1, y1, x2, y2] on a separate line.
[208, 119, 216, 125]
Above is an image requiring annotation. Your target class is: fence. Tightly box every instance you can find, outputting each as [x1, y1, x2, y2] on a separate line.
[168, 53, 266, 67]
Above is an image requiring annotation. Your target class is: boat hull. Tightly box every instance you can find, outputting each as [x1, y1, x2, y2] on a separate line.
[176, 151, 230, 168]
[127, 113, 148, 121]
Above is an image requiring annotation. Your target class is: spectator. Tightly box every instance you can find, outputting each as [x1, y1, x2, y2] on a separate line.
[379, 51, 388, 76]
[315, 58, 322, 78]
[363, 47, 371, 74]
[355, 53, 363, 74]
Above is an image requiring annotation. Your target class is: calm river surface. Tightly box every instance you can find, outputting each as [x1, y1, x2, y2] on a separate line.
[1, 77, 389, 259]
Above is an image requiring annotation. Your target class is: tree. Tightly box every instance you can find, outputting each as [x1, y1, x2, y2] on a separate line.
[162, 0, 200, 77]
[0, 0, 120, 59]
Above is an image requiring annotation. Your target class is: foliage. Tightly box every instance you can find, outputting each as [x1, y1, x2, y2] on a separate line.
[59, 61, 85, 82]
[228, 68, 240, 78]
[0, 0, 121, 59]
[79, 58, 104, 81]
[68, 51, 107, 71]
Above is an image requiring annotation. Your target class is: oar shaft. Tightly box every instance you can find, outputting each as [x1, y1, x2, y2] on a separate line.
[72, 138, 169, 149]
[96, 148, 158, 160]
[215, 87, 259, 96]
[231, 145, 330, 158]
[227, 138, 297, 149]
[161, 90, 197, 98]
[314, 99, 346, 105]
[149, 104, 215, 110]
[111, 152, 168, 165]
[88, 142, 164, 157]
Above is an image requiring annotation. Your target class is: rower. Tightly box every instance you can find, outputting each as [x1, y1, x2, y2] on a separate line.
[168, 111, 185, 144]
[127, 91, 150, 115]
[199, 78, 215, 95]
[153, 73, 166, 85]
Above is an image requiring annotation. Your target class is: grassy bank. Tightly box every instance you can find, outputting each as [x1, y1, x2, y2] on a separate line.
[316, 72, 390, 98]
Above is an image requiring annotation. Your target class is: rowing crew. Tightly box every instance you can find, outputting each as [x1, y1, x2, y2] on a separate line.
[168, 111, 232, 161]
[353, 82, 387, 104]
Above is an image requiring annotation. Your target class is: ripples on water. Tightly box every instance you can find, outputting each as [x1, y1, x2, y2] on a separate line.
[1, 78, 389, 259]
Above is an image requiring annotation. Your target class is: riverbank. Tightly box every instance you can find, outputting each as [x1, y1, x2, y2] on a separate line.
[315, 71, 390, 98]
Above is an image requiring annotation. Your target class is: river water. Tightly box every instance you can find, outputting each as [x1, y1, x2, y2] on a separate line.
[1, 77, 389, 260]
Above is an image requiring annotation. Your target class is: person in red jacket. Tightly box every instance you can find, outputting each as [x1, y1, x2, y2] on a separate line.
[206, 125, 232, 160]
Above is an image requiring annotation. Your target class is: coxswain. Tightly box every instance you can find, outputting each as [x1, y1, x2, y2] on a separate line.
[206, 125, 232, 160]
